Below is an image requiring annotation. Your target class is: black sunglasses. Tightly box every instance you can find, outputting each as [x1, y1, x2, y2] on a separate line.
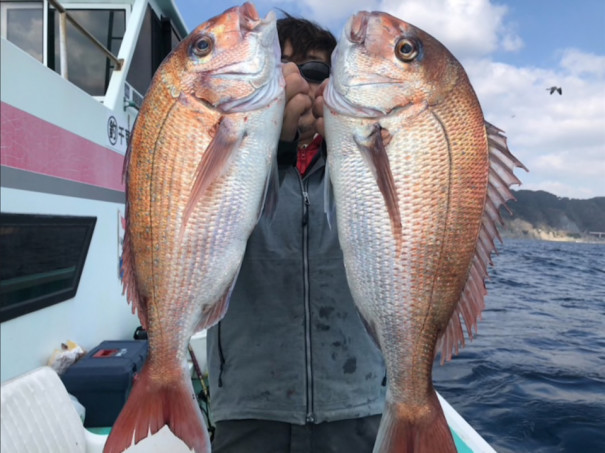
[297, 61, 330, 84]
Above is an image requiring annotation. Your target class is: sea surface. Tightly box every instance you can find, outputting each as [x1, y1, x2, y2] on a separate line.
[433, 239, 605, 453]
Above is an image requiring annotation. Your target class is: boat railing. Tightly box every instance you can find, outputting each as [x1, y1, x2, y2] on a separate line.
[48, 0, 124, 79]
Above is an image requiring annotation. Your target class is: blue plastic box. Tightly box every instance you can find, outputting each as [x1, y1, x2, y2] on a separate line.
[61, 340, 148, 427]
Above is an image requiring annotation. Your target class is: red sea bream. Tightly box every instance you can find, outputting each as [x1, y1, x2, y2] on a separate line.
[104, 3, 284, 452]
[324, 10, 526, 453]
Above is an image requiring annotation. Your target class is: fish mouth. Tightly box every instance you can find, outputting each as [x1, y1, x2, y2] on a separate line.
[213, 10, 279, 77]
[324, 80, 386, 118]
[214, 10, 284, 112]
[218, 66, 283, 112]
[324, 12, 413, 118]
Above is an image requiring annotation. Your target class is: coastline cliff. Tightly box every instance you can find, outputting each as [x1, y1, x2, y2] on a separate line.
[500, 190, 605, 243]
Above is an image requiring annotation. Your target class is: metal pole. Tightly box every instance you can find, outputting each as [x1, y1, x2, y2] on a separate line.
[59, 12, 68, 78]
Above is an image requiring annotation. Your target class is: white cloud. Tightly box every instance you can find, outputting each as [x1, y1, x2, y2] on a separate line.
[463, 50, 605, 199]
[377, 0, 519, 59]
[301, 0, 381, 19]
[559, 49, 605, 78]
[285, 0, 524, 57]
[255, 0, 605, 199]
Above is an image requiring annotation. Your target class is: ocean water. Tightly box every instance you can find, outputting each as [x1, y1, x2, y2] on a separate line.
[433, 239, 605, 453]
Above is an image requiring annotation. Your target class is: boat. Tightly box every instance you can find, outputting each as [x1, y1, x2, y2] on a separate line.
[0, 1, 495, 451]
[1, 0, 187, 381]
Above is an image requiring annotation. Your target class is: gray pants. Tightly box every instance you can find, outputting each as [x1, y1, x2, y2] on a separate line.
[211, 415, 382, 453]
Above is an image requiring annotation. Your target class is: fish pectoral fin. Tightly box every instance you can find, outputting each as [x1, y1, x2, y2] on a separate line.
[182, 116, 245, 229]
[354, 124, 402, 242]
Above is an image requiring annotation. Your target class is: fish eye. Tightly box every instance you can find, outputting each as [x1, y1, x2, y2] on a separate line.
[395, 38, 418, 62]
[191, 35, 213, 57]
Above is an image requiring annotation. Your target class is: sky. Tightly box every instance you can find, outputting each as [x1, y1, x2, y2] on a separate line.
[174, 0, 605, 200]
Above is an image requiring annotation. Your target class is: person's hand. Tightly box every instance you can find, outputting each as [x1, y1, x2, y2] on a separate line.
[280, 62, 311, 142]
[312, 79, 329, 139]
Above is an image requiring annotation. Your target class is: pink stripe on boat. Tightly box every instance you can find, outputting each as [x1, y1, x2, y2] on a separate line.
[1, 102, 125, 192]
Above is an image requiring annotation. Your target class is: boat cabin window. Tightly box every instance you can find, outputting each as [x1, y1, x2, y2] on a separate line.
[0, 214, 96, 323]
[0, 2, 44, 62]
[1, 1, 182, 99]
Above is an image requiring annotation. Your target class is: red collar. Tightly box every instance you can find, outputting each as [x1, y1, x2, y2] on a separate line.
[296, 135, 323, 176]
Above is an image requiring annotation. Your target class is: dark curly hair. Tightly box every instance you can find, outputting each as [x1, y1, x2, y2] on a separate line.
[277, 12, 337, 62]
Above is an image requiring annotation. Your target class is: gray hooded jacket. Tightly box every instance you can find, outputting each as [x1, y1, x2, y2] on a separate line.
[206, 139, 386, 425]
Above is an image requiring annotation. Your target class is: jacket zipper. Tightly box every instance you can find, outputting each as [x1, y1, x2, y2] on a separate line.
[300, 176, 314, 423]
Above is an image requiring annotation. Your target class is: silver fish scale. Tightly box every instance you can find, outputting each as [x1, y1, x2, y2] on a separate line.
[326, 110, 455, 403]
[169, 109, 279, 337]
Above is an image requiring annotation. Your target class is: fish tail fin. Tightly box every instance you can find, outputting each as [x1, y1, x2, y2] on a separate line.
[103, 363, 210, 453]
[374, 392, 456, 453]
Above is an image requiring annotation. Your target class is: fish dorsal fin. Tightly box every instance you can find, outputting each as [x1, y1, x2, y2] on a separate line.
[182, 115, 245, 231]
[120, 222, 149, 330]
[121, 113, 151, 330]
[436, 121, 527, 364]
[354, 124, 402, 247]
[120, 110, 153, 329]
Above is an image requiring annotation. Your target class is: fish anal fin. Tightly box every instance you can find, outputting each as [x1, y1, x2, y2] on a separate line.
[375, 391, 456, 453]
[182, 115, 244, 230]
[103, 363, 210, 453]
[437, 122, 527, 363]
[355, 124, 402, 251]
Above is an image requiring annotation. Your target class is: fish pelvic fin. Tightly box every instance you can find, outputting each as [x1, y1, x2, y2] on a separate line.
[323, 159, 336, 230]
[354, 124, 403, 253]
[436, 121, 528, 364]
[374, 392, 456, 453]
[259, 154, 280, 221]
[181, 115, 245, 233]
[103, 362, 210, 453]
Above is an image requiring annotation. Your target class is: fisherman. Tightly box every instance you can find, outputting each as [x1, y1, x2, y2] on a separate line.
[206, 14, 387, 452]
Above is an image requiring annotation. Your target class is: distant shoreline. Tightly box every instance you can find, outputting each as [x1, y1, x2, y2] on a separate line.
[501, 234, 605, 244]
[500, 228, 605, 244]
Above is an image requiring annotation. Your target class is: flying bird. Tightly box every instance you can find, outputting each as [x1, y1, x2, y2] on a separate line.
[547, 86, 562, 95]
